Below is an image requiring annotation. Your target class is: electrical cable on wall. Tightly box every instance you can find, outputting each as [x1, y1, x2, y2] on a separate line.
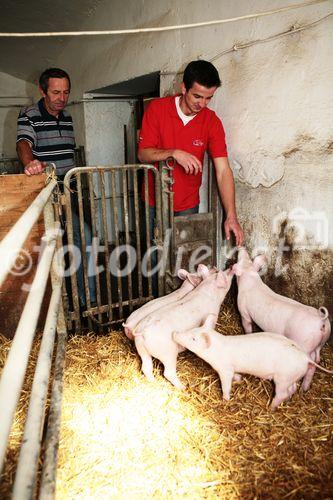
[0, 0, 329, 37]
[161, 12, 333, 75]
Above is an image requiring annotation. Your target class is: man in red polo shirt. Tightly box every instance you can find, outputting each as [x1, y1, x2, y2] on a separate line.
[138, 60, 244, 246]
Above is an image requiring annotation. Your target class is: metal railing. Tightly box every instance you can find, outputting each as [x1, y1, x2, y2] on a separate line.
[0, 176, 67, 499]
[63, 164, 169, 332]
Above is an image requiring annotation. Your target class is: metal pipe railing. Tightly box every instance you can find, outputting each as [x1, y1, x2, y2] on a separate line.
[38, 312, 67, 500]
[0, 179, 57, 288]
[0, 224, 59, 474]
[12, 283, 62, 500]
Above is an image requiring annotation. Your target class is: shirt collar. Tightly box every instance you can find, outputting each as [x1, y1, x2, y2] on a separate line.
[170, 94, 206, 123]
[38, 98, 65, 120]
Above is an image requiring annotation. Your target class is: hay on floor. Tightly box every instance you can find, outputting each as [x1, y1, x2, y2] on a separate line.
[1, 301, 332, 499]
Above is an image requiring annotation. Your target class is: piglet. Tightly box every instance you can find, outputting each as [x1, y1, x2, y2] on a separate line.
[173, 320, 333, 409]
[123, 265, 211, 339]
[132, 267, 234, 389]
[233, 247, 331, 391]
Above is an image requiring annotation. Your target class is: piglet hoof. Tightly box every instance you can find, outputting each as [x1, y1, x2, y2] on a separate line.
[300, 382, 310, 393]
[270, 404, 278, 412]
[233, 374, 242, 383]
[164, 372, 185, 390]
[142, 371, 155, 382]
[170, 379, 185, 390]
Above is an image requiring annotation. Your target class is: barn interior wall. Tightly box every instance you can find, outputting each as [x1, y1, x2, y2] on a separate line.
[1, 1, 332, 313]
[0, 72, 38, 158]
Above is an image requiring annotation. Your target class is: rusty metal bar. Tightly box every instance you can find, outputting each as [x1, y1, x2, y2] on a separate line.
[143, 169, 152, 297]
[51, 182, 70, 329]
[210, 160, 218, 266]
[88, 171, 102, 325]
[99, 170, 113, 322]
[154, 167, 164, 296]
[110, 169, 123, 318]
[133, 169, 143, 299]
[160, 162, 174, 289]
[77, 172, 90, 310]
[122, 168, 133, 312]
[63, 172, 80, 330]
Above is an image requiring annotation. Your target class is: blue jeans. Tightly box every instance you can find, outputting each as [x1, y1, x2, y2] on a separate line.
[71, 201, 97, 307]
[59, 175, 96, 309]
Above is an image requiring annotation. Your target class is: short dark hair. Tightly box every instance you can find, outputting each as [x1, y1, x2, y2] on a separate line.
[39, 68, 71, 93]
[183, 60, 221, 91]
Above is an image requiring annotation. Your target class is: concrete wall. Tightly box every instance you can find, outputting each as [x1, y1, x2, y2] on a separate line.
[0, 72, 37, 158]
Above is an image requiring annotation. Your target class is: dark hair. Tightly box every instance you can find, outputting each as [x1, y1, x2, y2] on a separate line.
[183, 60, 221, 91]
[39, 68, 71, 93]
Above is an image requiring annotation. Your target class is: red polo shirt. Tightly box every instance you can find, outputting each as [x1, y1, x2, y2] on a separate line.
[138, 95, 227, 212]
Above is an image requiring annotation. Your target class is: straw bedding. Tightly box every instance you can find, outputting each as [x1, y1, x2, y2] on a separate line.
[1, 297, 332, 499]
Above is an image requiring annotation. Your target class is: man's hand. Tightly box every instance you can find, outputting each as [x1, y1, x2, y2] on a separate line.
[224, 216, 244, 246]
[173, 149, 202, 175]
[24, 160, 47, 176]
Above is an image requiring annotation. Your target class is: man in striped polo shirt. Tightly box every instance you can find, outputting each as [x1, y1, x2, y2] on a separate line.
[16, 68, 96, 310]
[17, 67, 75, 177]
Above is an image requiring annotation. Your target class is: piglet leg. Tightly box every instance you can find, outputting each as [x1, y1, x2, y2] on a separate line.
[159, 351, 185, 390]
[301, 364, 316, 392]
[301, 350, 317, 391]
[240, 312, 253, 334]
[135, 338, 154, 381]
[218, 370, 234, 401]
[271, 381, 290, 410]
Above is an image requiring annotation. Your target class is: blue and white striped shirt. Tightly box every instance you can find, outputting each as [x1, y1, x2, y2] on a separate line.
[17, 99, 76, 176]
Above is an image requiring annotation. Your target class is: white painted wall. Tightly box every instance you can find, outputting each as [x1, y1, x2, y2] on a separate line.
[83, 99, 137, 241]
[0, 72, 37, 158]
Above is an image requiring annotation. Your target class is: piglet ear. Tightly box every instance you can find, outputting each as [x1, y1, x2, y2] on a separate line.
[177, 269, 188, 281]
[232, 263, 242, 277]
[187, 273, 202, 287]
[202, 332, 212, 349]
[253, 254, 267, 272]
[216, 270, 228, 288]
[197, 263, 210, 279]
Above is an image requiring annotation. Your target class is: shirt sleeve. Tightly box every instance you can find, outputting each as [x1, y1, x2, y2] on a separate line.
[207, 113, 228, 158]
[138, 100, 160, 150]
[16, 109, 36, 147]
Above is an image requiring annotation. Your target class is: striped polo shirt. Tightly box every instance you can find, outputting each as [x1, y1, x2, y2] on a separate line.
[16, 98, 76, 176]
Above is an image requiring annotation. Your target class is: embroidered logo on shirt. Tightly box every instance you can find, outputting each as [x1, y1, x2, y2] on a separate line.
[193, 139, 204, 147]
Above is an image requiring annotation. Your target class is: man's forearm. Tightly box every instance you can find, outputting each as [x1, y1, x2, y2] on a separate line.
[214, 157, 244, 245]
[16, 140, 34, 167]
[214, 158, 238, 219]
[137, 147, 176, 164]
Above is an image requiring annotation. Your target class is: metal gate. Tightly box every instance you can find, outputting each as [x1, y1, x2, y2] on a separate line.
[62, 162, 218, 332]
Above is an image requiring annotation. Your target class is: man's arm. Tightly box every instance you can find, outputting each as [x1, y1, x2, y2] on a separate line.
[213, 156, 244, 246]
[16, 140, 46, 176]
[138, 147, 202, 175]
